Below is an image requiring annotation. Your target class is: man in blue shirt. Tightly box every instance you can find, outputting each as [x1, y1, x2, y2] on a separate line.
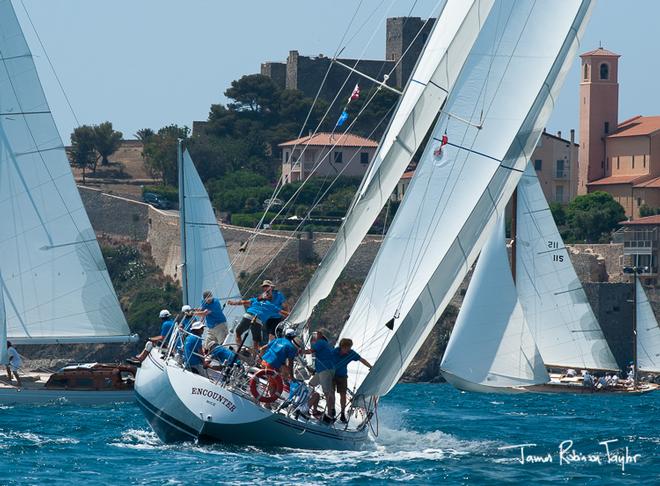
[195, 290, 228, 350]
[227, 295, 270, 353]
[333, 338, 372, 423]
[129, 309, 175, 364]
[184, 320, 205, 374]
[176, 304, 198, 351]
[303, 329, 336, 419]
[259, 328, 299, 380]
[258, 280, 289, 342]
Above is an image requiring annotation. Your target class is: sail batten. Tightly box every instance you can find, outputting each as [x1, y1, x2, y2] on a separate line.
[0, 0, 132, 342]
[636, 279, 660, 373]
[343, 0, 595, 398]
[181, 150, 243, 325]
[287, 0, 494, 327]
[516, 163, 618, 371]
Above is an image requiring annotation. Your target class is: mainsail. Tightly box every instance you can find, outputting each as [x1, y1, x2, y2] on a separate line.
[516, 163, 618, 370]
[341, 0, 594, 398]
[0, 273, 6, 365]
[635, 278, 660, 373]
[288, 0, 494, 326]
[0, 0, 132, 344]
[179, 149, 242, 324]
[440, 217, 549, 389]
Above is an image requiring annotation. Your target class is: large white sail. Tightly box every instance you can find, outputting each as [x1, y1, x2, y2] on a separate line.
[516, 163, 618, 370]
[0, 273, 6, 365]
[0, 0, 132, 344]
[636, 278, 660, 373]
[341, 0, 594, 398]
[440, 217, 549, 389]
[180, 150, 242, 324]
[288, 0, 494, 326]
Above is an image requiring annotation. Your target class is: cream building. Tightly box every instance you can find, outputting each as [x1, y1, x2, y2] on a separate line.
[531, 130, 579, 204]
[280, 133, 377, 183]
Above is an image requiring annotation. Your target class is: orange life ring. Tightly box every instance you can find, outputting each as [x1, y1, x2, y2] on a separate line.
[249, 368, 284, 403]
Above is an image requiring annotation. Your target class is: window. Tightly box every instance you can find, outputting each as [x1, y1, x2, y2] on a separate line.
[604, 121, 610, 134]
[616, 157, 620, 170]
[637, 198, 642, 207]
[333, 151, 343, 164]
[555, 185, 564, 203]
[583, 63, 588, 80]
[632, 157, 635, 169]
[360, 152, 369, 164]
[599, 63, 609, 80]
[534, 159, 542, 171]
[556, 160, 565, 179]
[285, 151, 290, 163]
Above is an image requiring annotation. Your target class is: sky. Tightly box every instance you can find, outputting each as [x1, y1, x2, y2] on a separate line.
[15, 0, 660, 144]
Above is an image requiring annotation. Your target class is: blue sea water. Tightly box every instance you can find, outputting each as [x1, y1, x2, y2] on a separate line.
[0, 384, 658, 485]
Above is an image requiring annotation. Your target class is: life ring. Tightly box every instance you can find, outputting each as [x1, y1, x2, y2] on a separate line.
[249, 368, 284, 403]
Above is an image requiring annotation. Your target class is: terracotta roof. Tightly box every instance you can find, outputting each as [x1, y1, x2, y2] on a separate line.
[401, 170, 415, 180]
[586, 174, 649, 186]
[620, 215, 660, 226]
[634, 176, 660, 188]
[279, 132, 378, 148]
[580, 47, 620, 58]
[608, 115, 660, 138]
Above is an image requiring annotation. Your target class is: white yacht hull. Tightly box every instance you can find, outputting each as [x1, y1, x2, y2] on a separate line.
[441, 370, 530, 394]
[134, 350, 370, 449]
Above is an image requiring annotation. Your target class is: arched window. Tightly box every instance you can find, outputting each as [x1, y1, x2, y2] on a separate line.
[583, 63, 588, 80]
[599, 63, 609, 80]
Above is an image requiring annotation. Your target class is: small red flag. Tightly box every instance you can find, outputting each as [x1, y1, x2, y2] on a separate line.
[349, 84, 360, 102]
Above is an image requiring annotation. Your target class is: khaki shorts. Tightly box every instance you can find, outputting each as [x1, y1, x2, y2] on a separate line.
[334, 375, 348, 395]
[310, 369, 334, 396]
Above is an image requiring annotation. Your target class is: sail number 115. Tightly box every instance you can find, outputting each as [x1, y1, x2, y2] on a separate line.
[547, 241, 564, 262]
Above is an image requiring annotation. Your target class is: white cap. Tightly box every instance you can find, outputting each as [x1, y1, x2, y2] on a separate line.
[159, 309, 171, 318]
[181, 305, 192, 313]
[284, 328, 297, 338]
[191, 321, 205, 331]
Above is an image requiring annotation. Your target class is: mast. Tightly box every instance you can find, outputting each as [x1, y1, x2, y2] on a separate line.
[510, 188, 518, 281]
[177, 139, 188, 305]
[633, 274, 638, 386]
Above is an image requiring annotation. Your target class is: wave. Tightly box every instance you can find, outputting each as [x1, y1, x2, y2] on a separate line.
[0, 430, 79, 445]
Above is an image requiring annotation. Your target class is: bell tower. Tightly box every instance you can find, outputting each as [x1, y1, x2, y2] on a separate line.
[577, 47, 620, 194]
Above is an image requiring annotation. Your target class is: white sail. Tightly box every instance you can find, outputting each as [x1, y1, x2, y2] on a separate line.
[288, 0, 494, 326]
[516, 163, 618, 370]
[440, 217, 549, 388]
[341, 0, 594, 398]
[636, 278, 660, 373]
[0, 0, 133, 345]
[180, 150, 242, 324]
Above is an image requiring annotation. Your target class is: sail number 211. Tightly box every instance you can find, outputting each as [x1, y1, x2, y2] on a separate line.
[547, 241, 564, 262]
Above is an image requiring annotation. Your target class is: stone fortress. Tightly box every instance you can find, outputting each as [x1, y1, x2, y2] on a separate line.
[260, 17, 435, 100]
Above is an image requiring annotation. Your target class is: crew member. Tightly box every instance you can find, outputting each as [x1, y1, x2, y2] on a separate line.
[184, 321, 206, 374]
[128, 309, 175, 364]
[5, 341, 22, 387]
[303, 329, 336, 419]
[195, 291, 228, 350]
[227, 295, 270, 352]
[333, 338, 372, 423]
[258, 280, 289, 342]
[259, 328, 299, 380]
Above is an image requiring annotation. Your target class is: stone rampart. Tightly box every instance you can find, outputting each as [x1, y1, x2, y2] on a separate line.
[79, 186, 149, 240]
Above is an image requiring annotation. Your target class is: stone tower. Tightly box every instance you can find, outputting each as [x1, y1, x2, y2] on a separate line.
[577, 47, 620, 194]
[386, 17, 434, 88]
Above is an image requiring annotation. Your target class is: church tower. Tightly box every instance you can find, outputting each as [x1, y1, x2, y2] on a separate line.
[577, 47, 620, 194]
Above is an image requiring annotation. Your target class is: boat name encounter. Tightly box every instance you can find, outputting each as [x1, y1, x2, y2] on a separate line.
[191, 387, 236, 412]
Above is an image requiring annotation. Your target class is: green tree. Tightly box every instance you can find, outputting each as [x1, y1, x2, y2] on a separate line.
[93, 121, 123, 166]
[70, 125, 98, 183]
[224, 74, 281, 113]
[142, 124, 190, 185]
[549, 202, 566, 227]
[135, 128, 155, 142]
[564, 191, 626, 243]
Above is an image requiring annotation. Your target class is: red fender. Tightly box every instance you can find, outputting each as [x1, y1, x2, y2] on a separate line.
[249, 369, 284, 403]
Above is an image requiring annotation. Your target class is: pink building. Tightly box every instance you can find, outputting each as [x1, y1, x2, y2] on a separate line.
[577, 47, 660, 218]
[279, 132, 377, 184]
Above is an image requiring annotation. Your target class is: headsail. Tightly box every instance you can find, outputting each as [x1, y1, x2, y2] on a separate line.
[180, 149, 242, 324]
[341, 0, 594, 398]
[0, 0, 133, 344]
[636, 278, 660, 373]
[440, 217, 549, 389]
[287, 0, 494, 327]
[516, 163, 618, 370]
